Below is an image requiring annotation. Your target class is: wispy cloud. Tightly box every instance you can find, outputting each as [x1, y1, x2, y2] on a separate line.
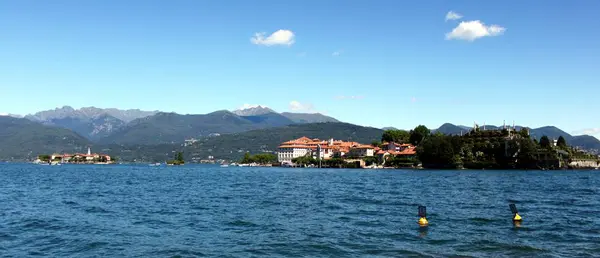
[332, 50, 343, 57]
[445, 11, 463, 21]
[411, 97, 417, 103]
[0, 113, 8, 116]
[572, 128, 600, 136]
[297, 52, 307, 57]
[251, 29, 295, 46]
[289, 100, 316, 113]
[335, 95, 364, 100]
[446, 20, 506, 41]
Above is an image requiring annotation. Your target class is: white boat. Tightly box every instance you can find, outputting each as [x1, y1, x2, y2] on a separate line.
[149, 163, 161, 167]
[220, 164, 229, 167]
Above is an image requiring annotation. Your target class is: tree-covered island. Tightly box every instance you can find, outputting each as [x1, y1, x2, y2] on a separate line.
[242, 124, 599, 170]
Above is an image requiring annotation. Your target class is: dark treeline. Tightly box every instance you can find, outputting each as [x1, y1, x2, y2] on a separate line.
[411, 125, 597, 169]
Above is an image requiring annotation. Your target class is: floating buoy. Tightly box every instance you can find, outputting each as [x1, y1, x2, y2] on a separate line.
[509, 204, 522, 222]
[418, 205, 428, 226]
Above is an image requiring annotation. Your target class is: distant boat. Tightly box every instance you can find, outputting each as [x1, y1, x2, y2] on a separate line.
[149, 163, 161, 167]
[220, 164, 229, 167]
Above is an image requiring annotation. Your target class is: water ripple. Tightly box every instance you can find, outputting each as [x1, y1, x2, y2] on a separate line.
[0, 164, 599, 257]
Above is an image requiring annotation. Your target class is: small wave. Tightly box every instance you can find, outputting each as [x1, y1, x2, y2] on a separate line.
[84, 206, 112, 214]
[21, 218, 64, 231]
[363, 249, 435, 257]
[148, 248, 207, 257]
[73, 241, 109, 252]
[132, 219, 171, 226]
[156, 209, 179, 215]
[337, 216, 352, 222]
[226, 220, 257, 227]
[343, 197, 385, 205]
[427, 238, 458, 245]
[469, 217, 499, 224]
[469, 240, 547, 253]
[62, 200, 79, 206]
[0, 232, 17, 241]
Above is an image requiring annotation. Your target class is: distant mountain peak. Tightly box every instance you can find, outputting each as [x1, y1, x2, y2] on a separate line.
[232, 105, 275, 116]
[0, 113, 22, 118]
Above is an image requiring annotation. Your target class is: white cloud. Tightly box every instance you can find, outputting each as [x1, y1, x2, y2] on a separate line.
[445, 11, 463, 21]
[572, 128, 600, 136]
[411, 97, 417, 103]
[251, 29, 295, 46]
[0, 113, 8, 116]
[288, 100, 316, 113]
[446, 20, 506, 41]
[332, 50, 343, 56]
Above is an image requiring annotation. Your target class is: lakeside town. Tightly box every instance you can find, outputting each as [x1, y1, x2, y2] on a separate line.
[237, 123, 600, 170]
[34, 123, 600, 170]
[34, 147, 114, 165]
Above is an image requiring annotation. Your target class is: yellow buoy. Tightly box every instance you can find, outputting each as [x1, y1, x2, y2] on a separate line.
[510, 204, 522, 222]
[513, 213, 522, 221]
[418, 205, 428, 226]
[418, 217, 429, 226]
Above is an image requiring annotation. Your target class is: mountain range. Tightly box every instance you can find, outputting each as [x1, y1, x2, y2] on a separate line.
[0, 106, 598, 161]
[18, 106, 339, 144]
[24, 106, 157, 141]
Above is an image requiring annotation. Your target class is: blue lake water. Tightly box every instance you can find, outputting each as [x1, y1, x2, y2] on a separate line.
[1, 164, 599, 257]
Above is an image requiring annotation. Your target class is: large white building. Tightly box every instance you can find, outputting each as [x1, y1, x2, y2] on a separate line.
[277, 145, 312, 163]
[277, 136, 370, 163]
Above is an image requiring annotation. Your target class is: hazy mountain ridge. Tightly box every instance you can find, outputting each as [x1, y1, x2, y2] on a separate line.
[26, 106, 158, 123]
[0, 116, 91, 160]
[280, 112, 339, 123]
[24, 106, 158, 141]
[101, 111, 276, 145]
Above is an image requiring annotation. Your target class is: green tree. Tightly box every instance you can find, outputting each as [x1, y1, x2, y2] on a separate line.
[252, 153, 277, 164]
[557, 136, 567, 148]
[38, 155, 51, 162]
[371, 141, 382, 147]
[518, 128, 530, 138]
[167, 152, 185, 165]
[416, 134, 457, 168]
[292, 155, 316, 166]
[409, 125, 431, 146]
[323, 158, 344, 168]
[539, 136, 551, 149]
[241, 152, 253, 164]
[381, 130, 410, 143]
[176, 152, 184, 162]
[516, 138, 539, 169]
[363, 156, 379, 166]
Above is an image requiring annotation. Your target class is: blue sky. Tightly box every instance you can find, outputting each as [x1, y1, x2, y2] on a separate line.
[1, 1, 599, 136]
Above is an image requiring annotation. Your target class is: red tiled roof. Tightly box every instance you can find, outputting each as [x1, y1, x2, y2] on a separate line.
[353, 145, 374, 149]
[278, 145, 313, 149]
